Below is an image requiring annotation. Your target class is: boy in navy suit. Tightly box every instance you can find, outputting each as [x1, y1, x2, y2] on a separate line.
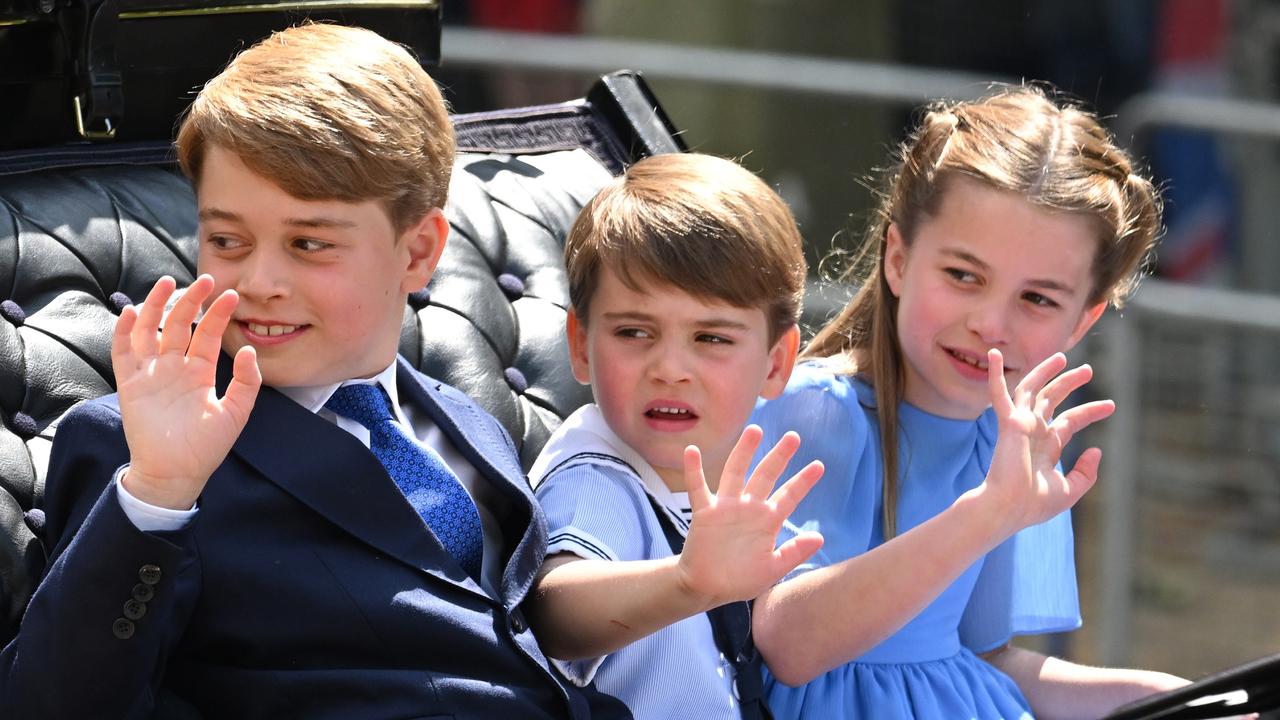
[0, 23, 629, 719]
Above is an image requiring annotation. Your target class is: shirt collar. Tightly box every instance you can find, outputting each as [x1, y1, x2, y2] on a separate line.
[277, 361, 403, 421]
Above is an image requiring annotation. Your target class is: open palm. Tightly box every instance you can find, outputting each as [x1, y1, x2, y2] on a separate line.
[676, 426, 824, 610]
[113, 275, 261, 510]
[982, 349, 1115, 533]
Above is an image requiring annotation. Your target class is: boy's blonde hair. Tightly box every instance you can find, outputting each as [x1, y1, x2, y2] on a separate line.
[565, 153, 806, 344]
[176, 23, 455, 232]
[806, 85, 1162, 538]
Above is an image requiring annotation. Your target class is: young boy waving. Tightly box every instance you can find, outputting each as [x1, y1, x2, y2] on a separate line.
[526, 152, 825, 720]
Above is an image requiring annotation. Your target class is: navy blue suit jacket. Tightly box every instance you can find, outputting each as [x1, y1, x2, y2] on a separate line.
[0, 355, 629, 719]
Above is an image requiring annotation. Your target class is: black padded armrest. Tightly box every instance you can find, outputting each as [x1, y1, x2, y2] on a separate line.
[0, 71, 683, 641]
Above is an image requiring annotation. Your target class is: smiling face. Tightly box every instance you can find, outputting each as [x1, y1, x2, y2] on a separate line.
[195, 145, 447, 388]
[884, 177, 1106, 419]
[568, 266, 798, 491]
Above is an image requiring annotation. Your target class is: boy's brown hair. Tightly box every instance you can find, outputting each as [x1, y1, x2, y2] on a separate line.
[564, 153, 806, 344]
[176, 23, 455, 232]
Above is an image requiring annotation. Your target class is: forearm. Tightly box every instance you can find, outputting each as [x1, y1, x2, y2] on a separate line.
[754, 489, 1011, 686]
[983, 645, 1188, 720]
[526, 554, 713, 660]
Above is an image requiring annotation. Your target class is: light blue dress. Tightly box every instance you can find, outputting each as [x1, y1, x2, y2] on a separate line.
[750, 362, 1082, 720]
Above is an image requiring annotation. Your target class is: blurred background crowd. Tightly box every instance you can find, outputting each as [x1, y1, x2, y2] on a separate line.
[433, 0, 1280, 680]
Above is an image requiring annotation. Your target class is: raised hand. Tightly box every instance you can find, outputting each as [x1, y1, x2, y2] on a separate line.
[675, 426, 824, 610]
[979, 349, 1115, 533]
[112, 275, 261, 510]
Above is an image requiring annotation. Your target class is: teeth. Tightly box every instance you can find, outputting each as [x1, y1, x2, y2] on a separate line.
[952, 350, 987, 369]
[650, 407, 690, 416]
[247, 322, 299, 337]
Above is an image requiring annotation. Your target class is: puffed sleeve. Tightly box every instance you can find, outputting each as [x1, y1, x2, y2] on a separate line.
[749, 364, 882, 580]
[959, 412, 1082, 652]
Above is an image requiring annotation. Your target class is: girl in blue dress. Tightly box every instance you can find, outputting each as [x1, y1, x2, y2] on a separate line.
[749, 86, 1189, 719]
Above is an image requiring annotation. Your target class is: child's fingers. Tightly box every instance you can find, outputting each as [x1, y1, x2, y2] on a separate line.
[719, 425, 764, 497]
[683, 445, 714, 513]
[1035, 364, 1094, 417]
[111, 304, 139, 371]
[158, 275, 215, 356]
[188, 289, 238, 363]
[132, 276, 178, 357]
[744, 430, 801, 499]
[771, 531, 824, 579]
[767, 460, 824, 519]
[223, 345, 262, 421]
[1013, 352, 1067, 402]
[1062, 446, 1103, 501]
[987, 349, 1015, 417]
[1050, 399, 1116, 447]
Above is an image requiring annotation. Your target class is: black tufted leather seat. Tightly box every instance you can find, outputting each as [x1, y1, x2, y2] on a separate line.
[0, 71, 685, 643]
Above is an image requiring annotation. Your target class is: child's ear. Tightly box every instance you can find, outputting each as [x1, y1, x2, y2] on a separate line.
[883, 223, 908, 298]
[760, 325, 800, 400]
[399, 208, 450, 294]
[1065, 300, 1107, 350]
[565, 310, 592, 385]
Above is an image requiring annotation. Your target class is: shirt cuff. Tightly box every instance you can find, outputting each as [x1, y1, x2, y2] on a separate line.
[115, 465, 198, 531]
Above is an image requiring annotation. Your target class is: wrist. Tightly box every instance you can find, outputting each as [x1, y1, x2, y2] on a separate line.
[950, 486, 1021, 551]
[671, 554, 720, 615]
[121, 466, 202, 511]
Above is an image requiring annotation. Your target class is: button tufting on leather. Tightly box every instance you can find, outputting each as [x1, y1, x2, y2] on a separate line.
[0, 300, 24, 325]
[407, 289, 431, 310]
[22, 509, 45, 535]
[9, 412, 37, 440]
[503, 367, 528, 394]
[108, 292, 133, 314]
[496, 273, 525, 300]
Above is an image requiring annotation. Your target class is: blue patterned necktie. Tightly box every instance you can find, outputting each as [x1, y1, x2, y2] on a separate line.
[325, 383, 484, 578]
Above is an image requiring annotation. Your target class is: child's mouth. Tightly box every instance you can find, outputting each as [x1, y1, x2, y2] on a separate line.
[943, 347, 1016, 379]
[643, 403, 699, 430]
[240, 320, 307, 344]
[645, 406, 694, 419]
[946, 348, 989, 371]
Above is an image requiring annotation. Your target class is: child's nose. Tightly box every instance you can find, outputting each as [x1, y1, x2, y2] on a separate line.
[646, 342, 692, 384]
[236, 250, 289, 301]
[965, 300, 1010, 345]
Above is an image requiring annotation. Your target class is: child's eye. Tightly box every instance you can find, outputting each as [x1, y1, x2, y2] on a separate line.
[616, 327, 652, 340]
[696, 333, 732, 344]
[944, 268, 978, 284]
[294, 237, 333, 252]
[207, 234, 244, 251]
[1023, 292, 1061, 308]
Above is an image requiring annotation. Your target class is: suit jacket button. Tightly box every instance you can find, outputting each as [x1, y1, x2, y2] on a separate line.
[139, 565, 162, 585]
[112, 618, 135, 640]
[123, 599, 147, 620]
[509, 611, 527, 634]
[131, 583, 155, 603]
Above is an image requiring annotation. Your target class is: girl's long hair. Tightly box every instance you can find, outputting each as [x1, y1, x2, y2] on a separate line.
[806, 85, 1162, 538]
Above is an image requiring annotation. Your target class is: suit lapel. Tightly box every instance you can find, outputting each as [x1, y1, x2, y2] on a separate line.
[394, 358, 547, 605]
[216, 356, 488, 598]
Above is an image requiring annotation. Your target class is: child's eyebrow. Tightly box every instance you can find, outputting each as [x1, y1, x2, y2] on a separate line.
[197, 207, 357, 229]
[601, 311, 751, 331]
[940, 247, 1079, 296]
